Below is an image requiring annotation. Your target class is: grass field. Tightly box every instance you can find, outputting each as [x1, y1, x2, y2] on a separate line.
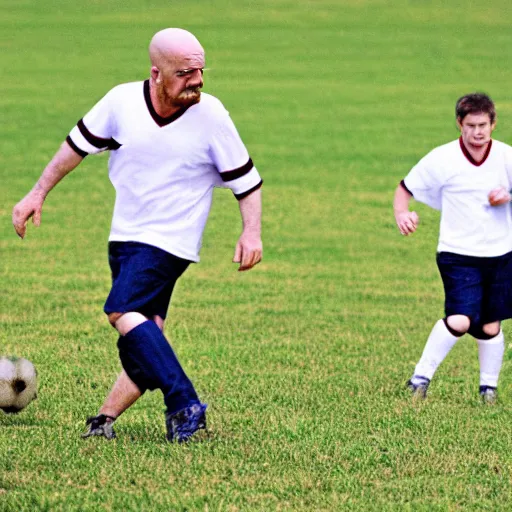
[2, 0, 512, 510]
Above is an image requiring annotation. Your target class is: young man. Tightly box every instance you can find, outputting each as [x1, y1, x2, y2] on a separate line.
[12, 28, 263, 441]
[394, 93, 512, 403]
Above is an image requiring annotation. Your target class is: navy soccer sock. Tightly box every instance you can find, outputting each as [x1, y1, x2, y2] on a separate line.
[118, 320, 199, 414]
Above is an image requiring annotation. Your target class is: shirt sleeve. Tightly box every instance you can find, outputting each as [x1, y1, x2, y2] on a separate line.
[504, 144, 512, 190]
[403, 151, 443, 211]
[66, 89, 120, 157]
[209, 115, 263, 200]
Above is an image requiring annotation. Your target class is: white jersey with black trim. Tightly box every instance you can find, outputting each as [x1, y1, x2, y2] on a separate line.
[403, 138, 512, 257]
[67, 80, 262, 262]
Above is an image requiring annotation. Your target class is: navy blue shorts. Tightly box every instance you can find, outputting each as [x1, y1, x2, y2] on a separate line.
[436, 251, 512, 325]
[104, 242, 190, 320]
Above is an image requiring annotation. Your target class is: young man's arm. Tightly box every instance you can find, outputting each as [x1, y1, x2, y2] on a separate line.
[393, 182, 419, 236]
[12, 141, 84, 238]
[233, 187, 262, 271]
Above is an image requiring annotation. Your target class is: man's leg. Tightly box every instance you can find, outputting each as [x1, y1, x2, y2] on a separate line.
[98, 370, 142, 418]
[84, 242, 204, 441]
[473, 321, 504, 403]
[408, 315, 468, 397]
[83, 315, 168, 439]
[115, 312, 200, 411]
[475, 250, 512, 403]
[114, 312, 207, 442]
[97, 314, 165, 417]
[82, 369, 140, 440]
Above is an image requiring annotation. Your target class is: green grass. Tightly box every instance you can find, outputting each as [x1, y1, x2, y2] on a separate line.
[2, 0, 512, 510]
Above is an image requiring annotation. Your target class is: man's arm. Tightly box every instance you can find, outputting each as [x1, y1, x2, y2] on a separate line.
[393, 182, 419, 236]
[233, 187, 262, 271]
[12, 141, 84, 238]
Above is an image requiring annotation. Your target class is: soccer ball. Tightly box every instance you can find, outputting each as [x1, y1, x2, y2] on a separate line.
[0, 356, 38, 414]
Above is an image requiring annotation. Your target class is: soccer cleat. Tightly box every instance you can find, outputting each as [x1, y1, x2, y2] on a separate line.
[81, 414, 117, 440]
[165, 403, 207, 443]
[406, 376, 430, 399]
[480, 386, 497, 405]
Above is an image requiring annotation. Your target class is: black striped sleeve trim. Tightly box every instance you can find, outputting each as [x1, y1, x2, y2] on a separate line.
[234, 179, 263, 200]
[220, 158, 254, 182]
[66, 136, 88, 158]
[109, 138, 121, 150]
[77, 119, 121, 150]
[400, 179, 413, 197]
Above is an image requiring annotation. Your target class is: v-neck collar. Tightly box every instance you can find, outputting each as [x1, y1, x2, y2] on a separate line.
[459, 136, 492, 167]
[143, 80, 189, 127]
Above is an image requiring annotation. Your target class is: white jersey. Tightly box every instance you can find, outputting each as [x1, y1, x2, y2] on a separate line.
[67, 80, 262, 262]
[403, 138, 512, 257]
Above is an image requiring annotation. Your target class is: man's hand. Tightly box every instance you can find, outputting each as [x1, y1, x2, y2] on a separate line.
[233, 232, 262, 271]
[12, 191, 45, 239]
[11, 140, 84, 239]
[234, 187, 262, 271]
[395, 211, 419, 236]
[488, 186, 511, 207]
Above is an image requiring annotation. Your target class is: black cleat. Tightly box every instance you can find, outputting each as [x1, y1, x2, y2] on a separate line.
[165, 403, 207, 443]
[81, 414, 117, 440]
[479, 386, 497, 405]
[406, 376, 430, 399]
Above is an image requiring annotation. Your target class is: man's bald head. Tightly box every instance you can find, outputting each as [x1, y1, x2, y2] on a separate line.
[149, 28, 204, 68]
[148, 28, 205, 116]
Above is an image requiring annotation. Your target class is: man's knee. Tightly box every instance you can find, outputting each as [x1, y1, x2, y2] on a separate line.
[108, 311, 149, 336]
[108, 312, 123, 328]
[468, 321, 501, 340]
[445, 314, 470, 334]
[482, 321, 501, 338]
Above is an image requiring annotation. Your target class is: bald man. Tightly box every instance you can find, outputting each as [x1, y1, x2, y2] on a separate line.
[12, 28, 263, 443]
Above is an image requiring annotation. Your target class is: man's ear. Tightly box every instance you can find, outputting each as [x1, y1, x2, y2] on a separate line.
[151, 66, 161, 84]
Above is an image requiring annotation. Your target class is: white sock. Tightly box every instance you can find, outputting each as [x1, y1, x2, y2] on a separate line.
[411, 319, 460, 382]
[477, 331, 505, 388]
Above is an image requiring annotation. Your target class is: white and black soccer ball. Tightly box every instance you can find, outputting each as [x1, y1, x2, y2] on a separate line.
[0, 356, 37, 414]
